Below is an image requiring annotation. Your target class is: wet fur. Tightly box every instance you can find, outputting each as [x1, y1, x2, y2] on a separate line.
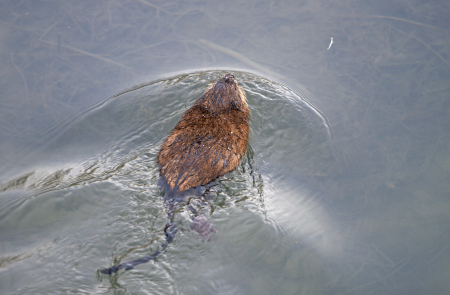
[158, 74, 250, 192]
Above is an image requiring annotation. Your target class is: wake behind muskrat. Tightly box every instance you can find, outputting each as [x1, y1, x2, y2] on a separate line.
[101, 73, 250, 274]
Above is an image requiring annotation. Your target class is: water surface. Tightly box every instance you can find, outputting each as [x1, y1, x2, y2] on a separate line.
[1, 1, 450, 294]
[1, 71, 337, 294]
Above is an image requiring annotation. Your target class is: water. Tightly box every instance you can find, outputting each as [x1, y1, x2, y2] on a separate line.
[0, 71, 333, 294]
[1, 1, 450, 294]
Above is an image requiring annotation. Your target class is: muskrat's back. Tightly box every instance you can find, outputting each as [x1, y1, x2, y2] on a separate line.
[158, 73, 250, 192]
[101, 74, 249, 274]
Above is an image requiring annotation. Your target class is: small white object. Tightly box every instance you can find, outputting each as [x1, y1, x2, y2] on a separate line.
[327, 37, 334, 50]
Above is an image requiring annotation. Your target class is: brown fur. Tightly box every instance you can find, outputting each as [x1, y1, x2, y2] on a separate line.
[157, 74, 250, 192]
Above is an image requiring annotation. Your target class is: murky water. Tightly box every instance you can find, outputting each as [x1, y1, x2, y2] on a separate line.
[1, 1, 450, 294]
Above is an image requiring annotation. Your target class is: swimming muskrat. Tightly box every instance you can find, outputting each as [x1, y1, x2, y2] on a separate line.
[101, 73, 249, 274]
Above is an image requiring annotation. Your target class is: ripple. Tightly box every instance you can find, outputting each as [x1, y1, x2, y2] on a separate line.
[0, 70, 339, 294]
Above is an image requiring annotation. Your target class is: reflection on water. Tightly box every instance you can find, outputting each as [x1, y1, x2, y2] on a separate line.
[1, 0, 450, 294]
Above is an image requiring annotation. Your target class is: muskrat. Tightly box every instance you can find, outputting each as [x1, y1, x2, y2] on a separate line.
[101, 73, 249, 274]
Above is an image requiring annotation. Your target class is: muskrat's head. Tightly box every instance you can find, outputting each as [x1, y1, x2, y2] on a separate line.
[195, 73, 247, 115]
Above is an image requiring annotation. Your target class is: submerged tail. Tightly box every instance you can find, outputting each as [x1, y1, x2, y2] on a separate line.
[100, 196, 216, 274]
[100, 198, 181, 275]
[100, 221, 177, 274]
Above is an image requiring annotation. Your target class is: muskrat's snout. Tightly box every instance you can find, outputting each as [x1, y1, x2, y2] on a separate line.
[223, 73, 235, 83]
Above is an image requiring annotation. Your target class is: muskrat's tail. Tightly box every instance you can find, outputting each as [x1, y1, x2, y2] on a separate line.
[100, 222, 177, 274]
[100, 196, 216, 274]
[100, 199, 180, 275]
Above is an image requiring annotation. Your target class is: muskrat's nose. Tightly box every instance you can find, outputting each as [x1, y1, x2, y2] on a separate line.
[223, 73, 235, 82]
